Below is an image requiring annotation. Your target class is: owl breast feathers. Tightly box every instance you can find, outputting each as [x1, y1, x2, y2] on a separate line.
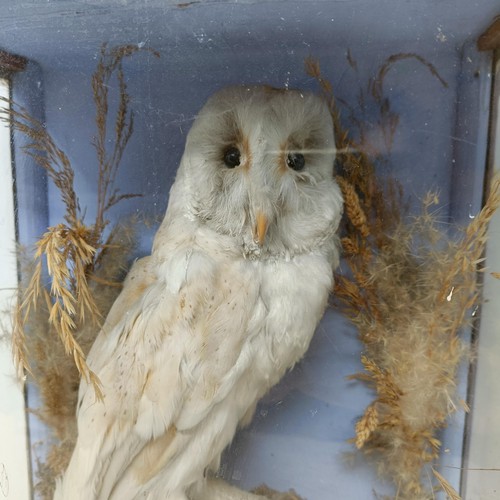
[54, 86, 343, 500]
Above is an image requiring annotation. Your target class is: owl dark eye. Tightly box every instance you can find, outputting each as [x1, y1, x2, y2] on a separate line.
[223, 146, 241, 168]
[287, 153, 305, 171]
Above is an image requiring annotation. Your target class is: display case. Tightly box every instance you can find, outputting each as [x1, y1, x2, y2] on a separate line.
[1, 2, 499, 499]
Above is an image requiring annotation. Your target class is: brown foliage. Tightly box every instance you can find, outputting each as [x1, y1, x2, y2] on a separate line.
[307, 55, 495, 499]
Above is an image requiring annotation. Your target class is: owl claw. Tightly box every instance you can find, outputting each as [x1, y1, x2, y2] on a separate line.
[190, 478, 299, 500]
[252, 485, 304, 500]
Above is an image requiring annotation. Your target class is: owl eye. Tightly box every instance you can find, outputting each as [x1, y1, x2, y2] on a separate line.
[223, 146, 241, 168]
[287, 152, 305, 171]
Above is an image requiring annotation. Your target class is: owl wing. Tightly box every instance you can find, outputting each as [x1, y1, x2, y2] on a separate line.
[57, 246, 263, 499]
[83, 255, 157, 364]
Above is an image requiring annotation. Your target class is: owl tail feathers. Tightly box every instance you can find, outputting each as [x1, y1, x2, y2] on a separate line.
[52, 442, 105, 500]
[52, 432, 136, 500]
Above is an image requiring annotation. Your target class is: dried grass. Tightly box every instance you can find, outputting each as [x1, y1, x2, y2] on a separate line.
[0, 44, 158, 396]
[306, 55, 496, 499]
[0, 44, 156, 498]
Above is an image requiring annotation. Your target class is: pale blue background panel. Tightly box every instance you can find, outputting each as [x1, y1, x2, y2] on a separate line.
[1, 1, 496, 498]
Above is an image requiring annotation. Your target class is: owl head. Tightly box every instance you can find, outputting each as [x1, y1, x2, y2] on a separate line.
[173, 85, 343, 260]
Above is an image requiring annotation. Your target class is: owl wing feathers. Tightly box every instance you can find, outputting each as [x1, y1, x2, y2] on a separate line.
[59, 242, 263, 499]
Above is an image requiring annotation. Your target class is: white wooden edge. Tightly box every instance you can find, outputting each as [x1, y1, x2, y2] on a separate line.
[0, 77, 31, 499]
[462, 54, 500, 500]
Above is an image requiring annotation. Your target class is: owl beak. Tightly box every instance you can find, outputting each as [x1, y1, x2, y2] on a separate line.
[254, 211, 268, 246]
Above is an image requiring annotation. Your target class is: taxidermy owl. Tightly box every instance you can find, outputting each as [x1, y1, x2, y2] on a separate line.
[54, 85, 343, 500]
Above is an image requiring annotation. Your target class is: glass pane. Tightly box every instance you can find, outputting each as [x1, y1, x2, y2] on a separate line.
[1, 2, 499, 499]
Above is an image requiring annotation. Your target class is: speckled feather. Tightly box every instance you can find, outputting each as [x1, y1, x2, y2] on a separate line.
[54, 86, 343, 500]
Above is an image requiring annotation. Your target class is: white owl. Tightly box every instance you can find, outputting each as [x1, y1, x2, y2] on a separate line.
[54, 85, 343, 500]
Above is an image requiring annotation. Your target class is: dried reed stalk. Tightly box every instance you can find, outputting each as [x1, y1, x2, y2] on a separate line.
[91, 44, 159, 242]
[0, 44, 158, 396]
[306, 55, 492, 499]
